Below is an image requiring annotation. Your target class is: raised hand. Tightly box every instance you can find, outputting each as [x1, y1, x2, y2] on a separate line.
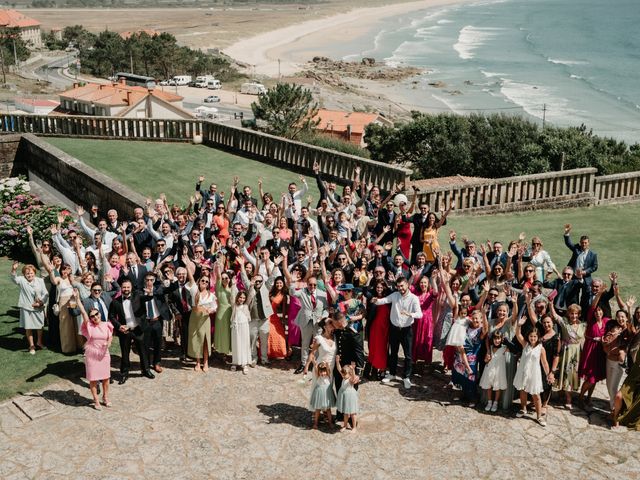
[75, 205, 85, 217]
[564, 224, 571, 235]
[449, 230, 456, 242]
[198, 175, 205, 183]
[313, 161, 320, 174]
[26, 225, 33, 235]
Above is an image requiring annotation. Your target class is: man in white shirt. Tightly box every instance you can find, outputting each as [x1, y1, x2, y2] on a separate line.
[372, 277, 422, 389]
[284, 176, 308, 226]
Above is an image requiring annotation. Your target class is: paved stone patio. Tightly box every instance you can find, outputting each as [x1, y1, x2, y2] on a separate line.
[0, 352, 638, 479]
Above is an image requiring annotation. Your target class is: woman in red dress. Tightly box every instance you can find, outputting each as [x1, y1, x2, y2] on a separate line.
[365, 280, 391, 379]
[393, 192, 417, 260]
[411, 273, 436, 364]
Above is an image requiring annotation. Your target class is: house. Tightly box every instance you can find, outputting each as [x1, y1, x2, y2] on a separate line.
[52, 80, 193, 119]
[0, 10, 42, 48]
[311, 109, 393, 147]
[14, 98, 59, 115]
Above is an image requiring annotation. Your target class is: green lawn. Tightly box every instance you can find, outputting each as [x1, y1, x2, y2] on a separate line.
[46, 138, 320, 206]
[447, 204, 640, 298]
[0, 259, 84, 401]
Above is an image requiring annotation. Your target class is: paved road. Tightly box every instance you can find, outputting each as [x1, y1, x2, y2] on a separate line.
[0, 349, 637, 479]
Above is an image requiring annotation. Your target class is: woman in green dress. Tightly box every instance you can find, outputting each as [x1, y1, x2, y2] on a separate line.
[213, 258, 233, 356]
[551, 303, 586, 409]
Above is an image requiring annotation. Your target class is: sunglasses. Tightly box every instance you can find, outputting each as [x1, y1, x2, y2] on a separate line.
[89, 313, 101, 319]
[91, 289, 102, 293]
[525, 269, 534, 272]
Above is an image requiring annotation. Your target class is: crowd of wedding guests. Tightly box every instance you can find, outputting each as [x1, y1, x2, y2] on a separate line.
[9, 162, 640, 429]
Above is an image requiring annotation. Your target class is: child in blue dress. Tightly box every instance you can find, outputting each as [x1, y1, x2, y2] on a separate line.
[336, 358, 360, 432]
[309, 361, 335, 429]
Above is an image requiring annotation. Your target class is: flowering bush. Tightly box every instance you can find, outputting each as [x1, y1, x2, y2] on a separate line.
[0, 177, 77, 257]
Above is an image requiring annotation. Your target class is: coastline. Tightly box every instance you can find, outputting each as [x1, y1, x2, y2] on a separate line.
[224, 0, 470, 77]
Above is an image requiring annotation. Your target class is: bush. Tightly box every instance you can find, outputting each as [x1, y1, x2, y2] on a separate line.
[0, 177, 77, 257]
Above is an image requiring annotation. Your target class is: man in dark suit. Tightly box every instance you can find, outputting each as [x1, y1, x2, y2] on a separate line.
[165, 267, 192, 362]
[367, 244, 394, 273]
[196, 175, 223, 209]
[564, 224, 598, 287]
[141, 272, 173, 373]
[486, 241, 508, 269]
[119, 252, 148, 292]
[264, 227, 292, 263]
[82, 281, 119, 322]
[543, 266, 583, 315]
[581, 275, 615, 319]
[374, 199, 397, 245]
[108, 279, 154, 384]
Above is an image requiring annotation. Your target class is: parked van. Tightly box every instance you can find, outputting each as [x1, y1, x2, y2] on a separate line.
[207, 79, 222, 90]
[172, 75, 192, 86]
[240, 82, 267, 95]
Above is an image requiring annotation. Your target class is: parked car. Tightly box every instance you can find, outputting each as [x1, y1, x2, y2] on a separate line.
[240, 82, 267, 95]
[204, 95, 221, 103]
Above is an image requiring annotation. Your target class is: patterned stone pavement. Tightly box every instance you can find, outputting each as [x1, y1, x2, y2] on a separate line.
[0, 352, 638, 480]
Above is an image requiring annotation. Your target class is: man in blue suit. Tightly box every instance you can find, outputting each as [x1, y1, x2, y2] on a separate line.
[563, 224, 598, 287]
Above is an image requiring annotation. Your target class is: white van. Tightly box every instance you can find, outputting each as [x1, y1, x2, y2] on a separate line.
[207, 79, 222, 90]
[240, 82, 267, 95]
[173, 75, 192, 86]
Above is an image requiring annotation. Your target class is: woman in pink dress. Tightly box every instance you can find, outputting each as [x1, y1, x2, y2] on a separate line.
[75, 289, 113, 410]
[411, 273, 436, 364]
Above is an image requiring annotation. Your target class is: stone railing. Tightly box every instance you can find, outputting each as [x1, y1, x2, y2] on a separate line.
[415, 168, 598, 214]
[0, 113, 412, 191]
[0, 113, 202, 141]
[595, 171, 640, 205]
[200, 122, 411, 191]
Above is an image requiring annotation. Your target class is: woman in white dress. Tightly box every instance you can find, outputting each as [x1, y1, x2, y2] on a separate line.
[303, 319, 337, 380]
[513, 317, 552, 426]
[524, 237, 560, 282]
[10, 262, 48, 354]
[186, 272, 218, 373]
[230, 282, 252, 375]
[43, 258, 80, 354]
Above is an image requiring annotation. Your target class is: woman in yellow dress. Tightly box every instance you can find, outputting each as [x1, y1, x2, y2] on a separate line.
[421, 202, 453, 262]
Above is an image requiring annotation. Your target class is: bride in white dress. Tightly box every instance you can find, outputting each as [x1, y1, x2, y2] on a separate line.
[303, 320, 337, 381]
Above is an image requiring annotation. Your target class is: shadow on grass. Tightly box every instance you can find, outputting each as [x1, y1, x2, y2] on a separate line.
[25, 358, 85, 386]
[257, 403, 311, 430]
[0, 327, 30, 352]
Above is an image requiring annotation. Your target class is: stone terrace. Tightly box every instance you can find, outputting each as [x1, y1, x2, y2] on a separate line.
[0, 352, 637, 479]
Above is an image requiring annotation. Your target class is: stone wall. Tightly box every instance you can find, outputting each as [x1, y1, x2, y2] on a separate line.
[0, 134, 24, 178]
[16, 134, 146, 218]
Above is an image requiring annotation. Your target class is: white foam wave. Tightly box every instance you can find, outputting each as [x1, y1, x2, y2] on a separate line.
[415, 26, 440, 39]
[500, 80, 579, 121]
[431, 94, 464, 114]
[480, 70, 508, 78]
[437, 19, 453, 24]
[547, 58, 589, 66]
[569, 74, 583, 80]
[453, 26, 504, 60]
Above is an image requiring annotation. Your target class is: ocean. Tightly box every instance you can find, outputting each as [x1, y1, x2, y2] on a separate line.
[334, 0, 640, 144]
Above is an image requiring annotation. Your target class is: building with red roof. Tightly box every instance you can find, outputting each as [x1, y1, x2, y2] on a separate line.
[0, 9, 42, 48]
[311, 109, 393, 147]
[53, 79, 193, 119]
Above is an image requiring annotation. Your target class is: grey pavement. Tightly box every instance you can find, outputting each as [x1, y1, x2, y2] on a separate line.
[1, 348, 638, 479]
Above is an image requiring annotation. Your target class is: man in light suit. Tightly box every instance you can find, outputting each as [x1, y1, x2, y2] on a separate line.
[241, 263, 278, 366]
[82, 281, 119, 322]
[290, 276, 327, 374]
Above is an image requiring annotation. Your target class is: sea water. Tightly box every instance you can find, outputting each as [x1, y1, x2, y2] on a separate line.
[337, 0, 640, 144]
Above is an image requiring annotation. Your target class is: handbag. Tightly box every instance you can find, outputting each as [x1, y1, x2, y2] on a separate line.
[51, 282, 62, 316]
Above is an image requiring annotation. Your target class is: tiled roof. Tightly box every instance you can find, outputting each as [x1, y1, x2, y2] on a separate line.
[59, 82, 182, 107]
[0, 9, 40, 28]
[312, 109, 391, 135]
[15, 98, 59, 107]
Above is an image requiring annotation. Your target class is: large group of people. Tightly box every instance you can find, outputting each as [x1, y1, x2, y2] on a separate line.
[9, 161, 640, 429]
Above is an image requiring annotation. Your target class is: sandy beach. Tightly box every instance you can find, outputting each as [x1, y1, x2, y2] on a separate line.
[224, 0, 469, 77]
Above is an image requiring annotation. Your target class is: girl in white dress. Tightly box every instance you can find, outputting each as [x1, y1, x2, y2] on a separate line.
[230, 286, 252, 375]
[513, 317, 552, 426]
[480, 331, 508, 412]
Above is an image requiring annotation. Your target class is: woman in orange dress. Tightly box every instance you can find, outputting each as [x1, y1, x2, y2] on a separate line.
[212, 204, 230, 245]
[422, 203, 452, 263]
[268, 276, 289, 359]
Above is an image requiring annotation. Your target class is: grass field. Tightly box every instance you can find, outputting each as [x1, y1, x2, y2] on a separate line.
[0, 260, 84, 402]
[46, 138, 321, 207]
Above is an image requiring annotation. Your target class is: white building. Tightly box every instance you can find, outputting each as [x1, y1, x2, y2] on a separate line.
[0, 10, 42, 49]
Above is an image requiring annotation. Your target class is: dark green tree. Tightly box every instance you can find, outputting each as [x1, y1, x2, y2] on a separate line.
[251, 83, 319, 139]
